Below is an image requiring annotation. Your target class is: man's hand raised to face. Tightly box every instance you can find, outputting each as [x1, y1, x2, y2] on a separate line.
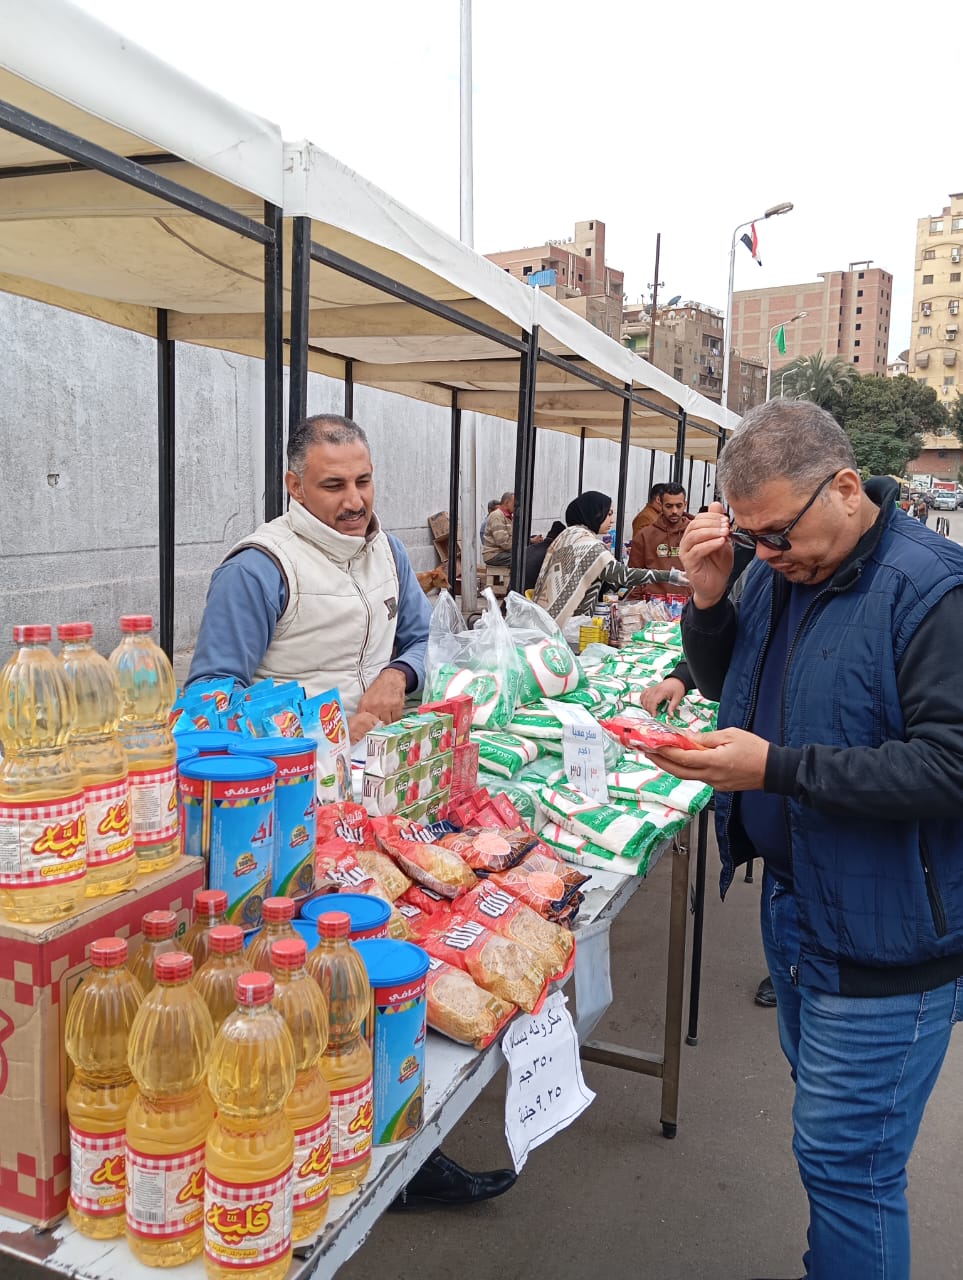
[679, 501, 735, 610]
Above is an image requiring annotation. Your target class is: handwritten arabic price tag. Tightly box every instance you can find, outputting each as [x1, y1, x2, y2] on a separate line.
[545, 699, 609, 803]
[501, 991, 595, 1172]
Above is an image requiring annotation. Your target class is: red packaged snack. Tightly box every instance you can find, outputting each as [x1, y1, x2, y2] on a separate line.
[436, 828, 538, 874]
[600, 713, 709, 752]
[316, 800, 374, 848]
[378, 834, 477, 900]
[425, 956, 517, 1048]
[454, 882, 573, 978]
[315, 842, 378, 894]
[423, 918, 548, 1014]
[488, 793, 525, 829]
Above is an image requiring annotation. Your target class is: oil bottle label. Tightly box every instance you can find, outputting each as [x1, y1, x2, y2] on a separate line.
[126, 1141, 206, 1240]
[0, 793, 87, 888]
[329, 1078, 373, 1169]
[128, 765, 178, 846]
[293, 1116, 331, 1210]
[84, 779, 134, 868]
[204, 1166, 293, 1270]
[69, 1125, 126, 1217]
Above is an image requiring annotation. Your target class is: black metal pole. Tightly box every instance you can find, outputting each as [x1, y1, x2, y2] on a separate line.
[613, 385, 632, 560]
[577, 427, 586, 495]
[156, 309, 175, 660]
[448, 393, 462, 592]
[673, 412, 687, 485]
[344, 359, 354, 420]
[686, 807, 710, 1046]
[289, 217, 311, 436]
[687, 454, 694, 501]
[510, 325, 539, 591]
[647, 449, 656, 498]
[263, 202, 284, 521]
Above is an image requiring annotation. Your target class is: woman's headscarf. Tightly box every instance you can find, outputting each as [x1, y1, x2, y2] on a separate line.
[565, 491, 611, 534]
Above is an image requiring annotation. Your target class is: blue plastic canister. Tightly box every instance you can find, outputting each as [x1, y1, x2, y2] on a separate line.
[229, 737, 317, 900]
[301, 893, 391, 941]
[178, 756, 276, 932]
[352, 939, 430, 1146]
[174, 730, 241, 757]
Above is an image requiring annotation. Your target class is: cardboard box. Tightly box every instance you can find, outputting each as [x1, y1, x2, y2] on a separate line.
[450, 741, 480, 799]
[419, 694, 473, 747]
[0, 857, 204, 1227]
[364, 712, 454, 778]
[361, 751, 454, 816]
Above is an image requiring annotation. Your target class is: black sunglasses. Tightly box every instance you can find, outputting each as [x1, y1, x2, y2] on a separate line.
[731, 472, 838, 552]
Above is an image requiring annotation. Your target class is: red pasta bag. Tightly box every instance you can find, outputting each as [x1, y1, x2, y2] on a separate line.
[454, 882, 573, 979]
[316, 800, 374, 848]
[424, 957, 517, 1049]
[436, 827, 537, 874]
[378, 834, 477, 899]
[600, 712, 708, 752]
[423, 917, 549, 1013]
[315, 842, 378, 894]
[397, 885, 454, 939]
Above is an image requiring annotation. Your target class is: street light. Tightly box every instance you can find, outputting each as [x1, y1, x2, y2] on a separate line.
[721, 202, 794, 418]
[766, 311, 807, 401]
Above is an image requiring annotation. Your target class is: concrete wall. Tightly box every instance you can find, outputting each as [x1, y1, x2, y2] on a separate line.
[0, 293, 714, 659]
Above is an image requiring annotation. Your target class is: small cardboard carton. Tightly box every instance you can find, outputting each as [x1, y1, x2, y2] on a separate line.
[418, 695, 472, 747]
[0, 857, 204, 1226]
[450, 741, 480, 799]
[361, 751, 454, 817]
[364, 712, 455, 778]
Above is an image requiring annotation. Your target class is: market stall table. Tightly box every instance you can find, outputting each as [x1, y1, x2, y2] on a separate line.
[0, 821, 695, 1280]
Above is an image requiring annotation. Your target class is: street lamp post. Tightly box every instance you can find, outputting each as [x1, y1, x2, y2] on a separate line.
[766, 310, 807, 401]
[721, 202, 794, 417]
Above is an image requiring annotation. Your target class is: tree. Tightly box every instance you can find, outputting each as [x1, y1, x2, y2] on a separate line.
[777, 352, 857, 409]
[832, 374, 948, 477]
[949, 391, 963, 445]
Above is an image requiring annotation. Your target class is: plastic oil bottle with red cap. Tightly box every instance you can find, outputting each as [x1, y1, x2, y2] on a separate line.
[128, 910, 178, 995]
[126, 951, 215, 1267]
[193, 926, 249, 1033]
[181, 889, 229, 970]
[271, 937, 332, 1239]
[204, 971, 296, 1280]
[109, 615, 179, 873]
[58, 622, 137, 896]
[63, 936, 144, 1238]
[0, 624, 87, 921]
[306, 911, 373, 1194]
[245, 897, 298, 972]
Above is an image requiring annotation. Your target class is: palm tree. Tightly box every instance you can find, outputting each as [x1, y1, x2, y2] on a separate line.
[776, 352, 857, 409]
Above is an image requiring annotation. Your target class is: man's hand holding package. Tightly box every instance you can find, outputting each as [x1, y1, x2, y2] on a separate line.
[644, 726, 769, 792]
[640, 677, 687, 717]
[357, 667, 407, 727]
[680, 501, 734, 609]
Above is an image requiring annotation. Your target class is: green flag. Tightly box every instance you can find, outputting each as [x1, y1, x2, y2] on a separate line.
[774, 324, 787, 355]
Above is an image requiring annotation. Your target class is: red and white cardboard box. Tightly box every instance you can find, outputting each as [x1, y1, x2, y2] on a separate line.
[0, 857, 203, 1227]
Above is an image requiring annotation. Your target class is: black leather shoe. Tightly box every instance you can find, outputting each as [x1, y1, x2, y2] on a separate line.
[390, 1151, 517, 1208]
[754, 975, 777, 1007]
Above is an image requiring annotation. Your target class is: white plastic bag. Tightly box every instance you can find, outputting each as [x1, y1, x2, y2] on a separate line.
[504, 591, 585, 705]
[425, 589, 522, 730]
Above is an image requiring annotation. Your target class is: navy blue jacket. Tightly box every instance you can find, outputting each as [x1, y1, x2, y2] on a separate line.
[683, 501, 963, 995]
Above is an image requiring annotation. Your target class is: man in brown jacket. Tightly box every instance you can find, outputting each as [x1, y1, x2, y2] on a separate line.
[628, 482, 692, 598]
[631, 482, 666, 538]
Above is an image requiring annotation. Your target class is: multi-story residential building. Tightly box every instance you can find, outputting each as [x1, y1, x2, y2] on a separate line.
[486, 219, 624, 341]
[887, 351, 910, 378]
[905, 432, 963, 483]
[731, 264, 893, 381]
[908, 194, 963, 403]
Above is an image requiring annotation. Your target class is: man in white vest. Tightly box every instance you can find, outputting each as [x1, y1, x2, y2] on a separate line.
[188, 414, 517, 1208]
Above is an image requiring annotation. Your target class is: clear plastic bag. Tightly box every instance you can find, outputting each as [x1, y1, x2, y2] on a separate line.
[425, 589, 522, 730]
[504, 591, 585, 705]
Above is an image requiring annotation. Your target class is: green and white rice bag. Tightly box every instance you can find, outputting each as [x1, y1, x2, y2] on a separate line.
[537, 820, 654, 877]
[431, 664, 518, 731]
[632, 620, 683, 649]
[608, 753, 712, 816]
[515, 637, 582, 704]
[536, 781, 687, 860]
[505, 704, 564, 739]
[471, 730, 540, 779]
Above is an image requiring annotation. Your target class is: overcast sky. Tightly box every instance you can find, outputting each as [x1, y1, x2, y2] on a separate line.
[72, 0, 958, 361]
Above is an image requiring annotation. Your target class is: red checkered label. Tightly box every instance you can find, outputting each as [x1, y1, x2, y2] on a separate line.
[0, 793, 87, 888]
[293, 1116, 331, 1211]
[329, 1078, 373, 1170]
[204, 1166, 293, 1270]
[126, 1141, 206, 1239]
[69, 1125, 126, 1218]
[83, 779, 134, 868]
[128, 765, 178, 845]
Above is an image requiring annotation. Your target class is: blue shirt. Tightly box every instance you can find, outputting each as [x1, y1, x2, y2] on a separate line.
[187, 533, 430, 694]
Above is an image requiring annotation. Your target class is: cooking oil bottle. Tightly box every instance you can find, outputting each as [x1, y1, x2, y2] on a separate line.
[58, 622, 137, 896]
[271, 937, 331, 1239]
[181, 889, 228, 970]
[126, 951, 215, 1267]
[109, 616, 178, 873]
[0, 624, 87, 921]
[64, 936, 144, 1238]
[244, 897, 298, 972]
[204, 971, 295, 1280]
[128, 910, 178, 995]
[306, 912, 372, 1194]
[193, 926, 248, 1033]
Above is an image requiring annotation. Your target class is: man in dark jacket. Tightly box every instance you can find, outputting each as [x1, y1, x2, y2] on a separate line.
[644, 402, 963, 1280]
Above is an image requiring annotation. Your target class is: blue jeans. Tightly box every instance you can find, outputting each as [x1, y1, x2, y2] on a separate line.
[761, 869, 963, 1280]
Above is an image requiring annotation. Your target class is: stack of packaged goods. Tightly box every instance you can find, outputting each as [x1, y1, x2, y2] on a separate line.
[360, 709, 455, 823]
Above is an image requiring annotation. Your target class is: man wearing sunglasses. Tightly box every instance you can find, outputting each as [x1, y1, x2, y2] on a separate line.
[644, 400, 963, 1280]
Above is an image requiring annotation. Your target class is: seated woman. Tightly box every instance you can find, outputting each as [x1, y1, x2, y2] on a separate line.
[532, 491, 682, 624]
[523, 520, 566, 593]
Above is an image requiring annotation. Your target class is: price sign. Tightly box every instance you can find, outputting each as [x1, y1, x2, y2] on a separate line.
[501, 991, 596, 1172]
[545, 700, 609, 802]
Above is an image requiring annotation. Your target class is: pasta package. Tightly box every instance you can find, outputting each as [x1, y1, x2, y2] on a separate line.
[423, 918, 549, 1013]
[425, 957, 517, 1049]
[436, 827, 538, 874]
[378, 834, 478, 899]
[489, 847, 589, 920]
[454, 882, 573, 977]
[354, 848, 413, 901]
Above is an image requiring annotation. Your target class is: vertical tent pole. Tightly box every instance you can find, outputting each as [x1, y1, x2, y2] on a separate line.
[577, 426, 586, 494]
[448, 392, 462, 593]
[156, 309, 175, 660]
[687, 454, 694, 500]
[289, 216, 311, 436]
[613, 386, 632, 562]
[647, 449, 656, 497]
[510, 325, 539, 591]
[263, 202, 284, 521]
[344, 359, 354, 419]
[673, 412, 687, 485]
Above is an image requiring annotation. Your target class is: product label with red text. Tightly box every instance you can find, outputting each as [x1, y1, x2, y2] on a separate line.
[204, 1167, 293, 1270]
[0, 792, 87, 887]
[293, 1116, 331, 1211]
[69, 1125, 127, 1217]
[84, 778, 134, 867]
[128, 764, 178, 845]
[126, 1141, 206, 1240]
[329, 1078, 373, 1170]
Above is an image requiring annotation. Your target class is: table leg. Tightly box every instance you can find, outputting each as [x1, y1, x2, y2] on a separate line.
[660, 835, 690, 1138]
[686, 807, 709, 1047]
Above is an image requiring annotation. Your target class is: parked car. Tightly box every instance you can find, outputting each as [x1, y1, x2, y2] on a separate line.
[932, 488, 958, 511]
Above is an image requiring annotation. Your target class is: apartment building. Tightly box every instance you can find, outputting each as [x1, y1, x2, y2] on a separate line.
[732, 265, 893, 379]
[485, 219, 624, 341]
[908, 193, 963, 403]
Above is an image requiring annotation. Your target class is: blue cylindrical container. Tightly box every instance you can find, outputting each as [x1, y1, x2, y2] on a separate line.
[353, 939, 430, 1146]
[301, 892, 391, 941]
[228, 737, 317, 900]
[174, 730, 241, 757]
[179, 756, 276, 932]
